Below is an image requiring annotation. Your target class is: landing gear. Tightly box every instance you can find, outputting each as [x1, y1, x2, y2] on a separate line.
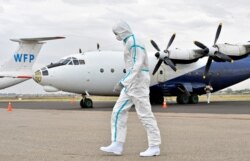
[80, 94, 93, 108]
[176, 94, 199, 104]
[189, 94, 199, 104]
[176, 94, 189, 104]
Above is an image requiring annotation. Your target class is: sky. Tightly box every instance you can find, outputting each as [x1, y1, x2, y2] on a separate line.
[0, 0, 250, 94]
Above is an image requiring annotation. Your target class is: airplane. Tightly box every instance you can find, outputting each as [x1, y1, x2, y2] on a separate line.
[32, 24, 250, 108]
[0, 37, 65, 90]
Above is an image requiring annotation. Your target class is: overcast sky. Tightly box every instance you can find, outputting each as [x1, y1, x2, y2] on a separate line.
[0, 0, 250, 94]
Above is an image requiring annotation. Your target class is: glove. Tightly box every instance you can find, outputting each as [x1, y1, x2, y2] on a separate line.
[113, 82, 123, 93]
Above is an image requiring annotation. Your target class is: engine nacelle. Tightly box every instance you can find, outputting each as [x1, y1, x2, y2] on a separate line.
[217, 44, 248, 56]
[169, 49, 203, 60]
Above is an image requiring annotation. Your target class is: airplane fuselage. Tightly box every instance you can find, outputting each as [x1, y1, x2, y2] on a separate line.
[34, 50, 250, 99]
[34, 51, 205, 94]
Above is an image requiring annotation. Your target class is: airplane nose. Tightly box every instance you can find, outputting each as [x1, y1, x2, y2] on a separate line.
[33, 70, 42, 84]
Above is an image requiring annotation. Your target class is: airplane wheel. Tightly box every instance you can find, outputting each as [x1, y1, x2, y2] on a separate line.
[189, 94, 199, 104]
[80, 98, 93, 108]
[85, 98, 93, 108]
[176, 94, 189, 104]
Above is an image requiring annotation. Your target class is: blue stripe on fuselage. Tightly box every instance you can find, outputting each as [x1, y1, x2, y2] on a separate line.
[151, 55, 250, 95]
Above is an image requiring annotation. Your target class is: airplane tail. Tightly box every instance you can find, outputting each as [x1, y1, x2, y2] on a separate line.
[0, 37, 65, 78]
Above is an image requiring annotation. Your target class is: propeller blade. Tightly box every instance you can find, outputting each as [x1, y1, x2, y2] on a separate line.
[163, 57, 177, 71]
[165, 33, 176, 51]
[150, 40, 160, 51]
[203, 57, 213, 79]
[152, 59, 163, 75]
[194, 41, 207, 50]
[214, 23, 222, 45]
[214, 51, 232, 62]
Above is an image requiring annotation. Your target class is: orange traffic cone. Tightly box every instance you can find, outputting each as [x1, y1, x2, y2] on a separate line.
[7, 102, 13, 112]
[162, 99, 167, 109]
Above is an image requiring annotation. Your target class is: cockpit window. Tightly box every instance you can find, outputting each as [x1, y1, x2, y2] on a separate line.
[58, 59, 65, 63]
[68, 61, 73, 65]
[79, 60, 85, 64]
[73, 59, 79, 65]
[62, 58, 71, 65]
[42, 70, 49, 76]
[47, 57, 85, 68]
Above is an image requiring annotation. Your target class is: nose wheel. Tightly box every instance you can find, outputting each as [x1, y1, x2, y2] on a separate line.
[80, 94, 93, 108]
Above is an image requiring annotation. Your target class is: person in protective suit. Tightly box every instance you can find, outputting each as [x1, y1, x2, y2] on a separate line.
[100, 21, 161, 157]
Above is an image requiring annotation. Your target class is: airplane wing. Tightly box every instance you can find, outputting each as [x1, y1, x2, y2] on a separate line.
[0, 72, 32, 78]
[0, 75, 32, 78]
[10, 36, 65, 42]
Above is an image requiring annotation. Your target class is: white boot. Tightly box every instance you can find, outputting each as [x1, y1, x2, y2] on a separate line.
[140, 145, 160, 157]
[100, 142, 123, 155]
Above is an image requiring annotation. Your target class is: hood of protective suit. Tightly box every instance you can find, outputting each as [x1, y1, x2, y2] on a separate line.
[112, 21, 133, 41]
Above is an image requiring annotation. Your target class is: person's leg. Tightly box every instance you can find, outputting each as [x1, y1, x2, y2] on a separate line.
[100, 91, 133, 155]
[133, 96, 161, 156]
[111, 92, 133, 144]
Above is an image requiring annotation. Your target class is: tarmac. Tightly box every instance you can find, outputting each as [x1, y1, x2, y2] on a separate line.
[0, 101, 250, 161]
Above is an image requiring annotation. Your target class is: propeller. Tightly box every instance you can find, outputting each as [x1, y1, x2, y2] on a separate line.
[151, 33, 177, 75]
[194, 23, 233, 79]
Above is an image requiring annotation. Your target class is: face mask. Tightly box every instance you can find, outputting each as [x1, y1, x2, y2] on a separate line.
[113, 31, 122, 41]
[116, 35, 122, 41]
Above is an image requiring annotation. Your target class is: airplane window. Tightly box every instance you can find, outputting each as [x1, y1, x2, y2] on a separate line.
[100, 68, 104, 73]
[42, 70, 49, 76]
[123, 69, 126, 73]
[111, 68, 114, 73]
[73, 59, 79, 65]
[63, 58, 71, 65]
[160, 70, 163, 75]
[58, 59, 65, 63]
[68, 61, 73, 65]
[79, 60, 85, 64]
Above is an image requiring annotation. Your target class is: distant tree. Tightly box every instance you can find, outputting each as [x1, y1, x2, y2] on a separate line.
[225, 88, 233, 94]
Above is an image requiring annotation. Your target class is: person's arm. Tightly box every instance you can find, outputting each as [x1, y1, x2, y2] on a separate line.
[120, 47, 145, 87]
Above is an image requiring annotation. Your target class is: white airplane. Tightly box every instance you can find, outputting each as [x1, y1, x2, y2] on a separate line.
[0, 37, 64, 90]
[33, 24, 250, 108]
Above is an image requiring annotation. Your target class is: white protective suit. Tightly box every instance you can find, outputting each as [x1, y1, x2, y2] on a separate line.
[111, 21, 161, 147]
